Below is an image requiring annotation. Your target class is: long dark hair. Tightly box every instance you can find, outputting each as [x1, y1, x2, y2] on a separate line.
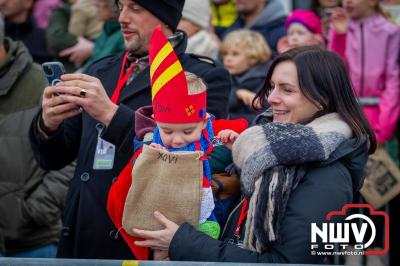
[254, 46, 377, 154]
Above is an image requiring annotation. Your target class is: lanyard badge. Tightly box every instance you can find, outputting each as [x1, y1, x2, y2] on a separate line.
[93, 123, 115, 170]
[93, 52, 134, 170]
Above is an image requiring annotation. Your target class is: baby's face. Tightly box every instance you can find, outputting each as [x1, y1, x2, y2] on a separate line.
[156, 120, 206, 148]
[223, 47, 253, 75]
[287, 23, 316, 48]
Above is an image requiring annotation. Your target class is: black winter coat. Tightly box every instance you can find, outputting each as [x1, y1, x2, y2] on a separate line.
[5, 16, 52, 64]
[29, 32, 231, 259]
[169, 137, 368, 264]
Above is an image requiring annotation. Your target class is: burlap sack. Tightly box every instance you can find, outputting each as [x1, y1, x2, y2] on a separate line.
[122, 144, 203, 236]
[360, 148, 400, 209]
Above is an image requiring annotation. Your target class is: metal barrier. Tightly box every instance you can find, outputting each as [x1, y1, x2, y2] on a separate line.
[0, 258, 331, 266]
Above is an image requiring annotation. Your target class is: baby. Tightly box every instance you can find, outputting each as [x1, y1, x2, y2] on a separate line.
[149, 70, 220, 240]
[145, 26, 220, 241]
[278, 9, 325, 53]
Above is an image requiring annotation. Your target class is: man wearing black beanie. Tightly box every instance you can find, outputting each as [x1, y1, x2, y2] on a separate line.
[30, 0, 231, 260]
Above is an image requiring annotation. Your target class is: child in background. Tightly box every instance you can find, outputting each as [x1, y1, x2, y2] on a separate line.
[59, 0, 103, 67]
[220, 29, 271, 123]
[68, 0, 103, 39]
[178, 0, 219, 60]
[277, 9, 326, 53]
[329, 0, 400, 148]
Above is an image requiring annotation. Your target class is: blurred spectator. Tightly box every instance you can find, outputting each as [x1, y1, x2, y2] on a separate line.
[0, 0, 52, 63]
[33, 0, 62, 28]
[178, 0, 219, 60]
[382, 0, 400, 25]
[46, 0, 79, 72]
[329, 0, 400, 145]
[221, 29, 271, 123]
[80, 0, 124, 71]
[223, 0, 287, 54]
[277, 9, 325, 53]
[68, 0, 103, 39]
[0, 15, 74, 258]
[58, 0, 105, 68]
[211, 0, 237, 39]
[310, 0, 342, 37]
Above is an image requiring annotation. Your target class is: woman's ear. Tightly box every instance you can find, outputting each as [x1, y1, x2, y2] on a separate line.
[315, 101, 324, 111]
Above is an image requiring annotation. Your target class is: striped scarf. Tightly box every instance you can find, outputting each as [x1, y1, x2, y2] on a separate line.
[232, 111, 352, 252]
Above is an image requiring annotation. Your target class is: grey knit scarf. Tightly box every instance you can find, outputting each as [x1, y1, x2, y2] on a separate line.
[232, 111, 352, 253]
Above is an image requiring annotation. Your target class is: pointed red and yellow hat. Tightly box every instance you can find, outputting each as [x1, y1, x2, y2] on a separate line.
[149, 25, 206, 123]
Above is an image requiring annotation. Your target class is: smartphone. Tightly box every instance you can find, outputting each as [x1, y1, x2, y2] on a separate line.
[42, 61, 66, 86]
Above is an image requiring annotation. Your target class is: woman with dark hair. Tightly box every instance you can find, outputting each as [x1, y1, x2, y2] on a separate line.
[130, 46, 376, 264]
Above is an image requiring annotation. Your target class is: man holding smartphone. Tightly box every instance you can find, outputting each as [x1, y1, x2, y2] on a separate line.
[29, 0, 231, 259]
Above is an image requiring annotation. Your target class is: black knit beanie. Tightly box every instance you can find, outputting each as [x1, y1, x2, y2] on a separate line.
[128, 0, 185, 31]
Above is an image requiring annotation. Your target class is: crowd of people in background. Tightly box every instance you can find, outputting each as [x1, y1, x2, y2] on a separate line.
[1, 0, 400, 265]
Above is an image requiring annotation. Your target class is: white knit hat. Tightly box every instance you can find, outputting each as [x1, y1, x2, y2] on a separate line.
[182, 0, 211, 29]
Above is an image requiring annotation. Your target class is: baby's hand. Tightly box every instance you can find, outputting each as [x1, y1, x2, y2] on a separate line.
[217, 129, 239, 150]
[149, 143, 167, 151]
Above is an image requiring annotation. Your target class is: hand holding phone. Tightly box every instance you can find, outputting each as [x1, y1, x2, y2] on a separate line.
[40, 62, 82, 131]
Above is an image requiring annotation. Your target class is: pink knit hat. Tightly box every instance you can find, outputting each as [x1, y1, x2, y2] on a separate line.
[285, 9, 323, 37]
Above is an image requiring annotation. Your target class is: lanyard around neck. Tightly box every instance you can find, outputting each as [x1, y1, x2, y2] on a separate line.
[111, 52, 136, 104]
[234, 199, 248, 238]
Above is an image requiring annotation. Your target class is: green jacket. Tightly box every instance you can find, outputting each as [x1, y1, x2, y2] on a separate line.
[46, 3, 77, 55]
[0, 38, 75, 254]
[82, 20, 124, 71]
[45, 2, 77, 73]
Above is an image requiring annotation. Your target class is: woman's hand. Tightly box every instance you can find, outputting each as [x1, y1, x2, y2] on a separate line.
[153, 249, 170, 261]
[133, 211, 179, 251]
